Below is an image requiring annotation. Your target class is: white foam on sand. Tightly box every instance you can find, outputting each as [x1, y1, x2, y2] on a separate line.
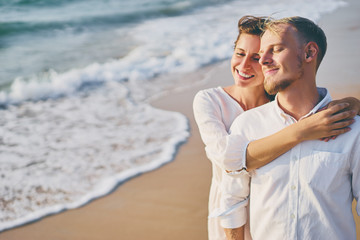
[0, 81, 189, 231]
[0, 0, 347, 232]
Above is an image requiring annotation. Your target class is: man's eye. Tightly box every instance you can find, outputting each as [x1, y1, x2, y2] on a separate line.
[273, 47, 283, 53]
[253, 57, 260, 62]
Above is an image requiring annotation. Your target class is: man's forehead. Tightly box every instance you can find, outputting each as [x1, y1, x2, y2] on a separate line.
[259, 30, 282, 50]
[263, 24, 291, 38]
[260, 24, 295, 47]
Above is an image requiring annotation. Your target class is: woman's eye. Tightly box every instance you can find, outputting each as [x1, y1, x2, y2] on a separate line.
[252, 55, 260, 61]
[236, 52, 245, 56]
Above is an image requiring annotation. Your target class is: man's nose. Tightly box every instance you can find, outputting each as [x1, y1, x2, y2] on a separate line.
[259, 53, 271, 66]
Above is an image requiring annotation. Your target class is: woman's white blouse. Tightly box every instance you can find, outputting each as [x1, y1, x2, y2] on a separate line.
[193, 87, 249, 170]
[193, 86, 250, 239]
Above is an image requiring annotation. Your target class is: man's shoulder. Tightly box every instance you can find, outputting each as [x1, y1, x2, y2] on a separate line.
[347, 115, 360, 131]
[354, 115, 360, 122]
[328, 115, 360, 153]
[328, 115, 360, 146]
[349, 115, 360, 134]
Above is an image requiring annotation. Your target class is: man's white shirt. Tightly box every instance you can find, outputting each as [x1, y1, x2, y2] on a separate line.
[225, 88, 360, 240]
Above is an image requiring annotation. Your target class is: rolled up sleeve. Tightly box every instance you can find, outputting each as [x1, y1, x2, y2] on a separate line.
[209, 169, 250, 228]
[205, 135, 249, 171]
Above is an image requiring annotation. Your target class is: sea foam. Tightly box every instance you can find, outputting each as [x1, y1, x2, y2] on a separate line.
[0, 0, 347, 232]
[0, 81, 189, 231]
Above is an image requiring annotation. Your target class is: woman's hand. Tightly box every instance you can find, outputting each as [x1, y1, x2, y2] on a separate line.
[296, 103, 356, 142]
[327, 97, 360, 116]
[245, 102, 356, 171]
[319, 97, 360, 141]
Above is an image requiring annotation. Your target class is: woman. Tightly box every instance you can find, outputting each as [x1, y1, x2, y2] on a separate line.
[193, 15, 360, 240]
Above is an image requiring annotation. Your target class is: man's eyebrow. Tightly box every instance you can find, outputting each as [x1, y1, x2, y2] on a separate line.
[258, 43, 283, 54]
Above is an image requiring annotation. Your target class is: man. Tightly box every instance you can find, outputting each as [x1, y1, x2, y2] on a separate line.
[223, 17, 360, 239]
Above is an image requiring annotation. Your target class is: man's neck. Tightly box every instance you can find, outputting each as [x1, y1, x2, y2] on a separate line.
[277, 80, 319, 121]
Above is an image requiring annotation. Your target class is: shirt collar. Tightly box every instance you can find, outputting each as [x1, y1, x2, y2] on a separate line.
[302, 87, 331, 119]
[273, 87, 332, 122]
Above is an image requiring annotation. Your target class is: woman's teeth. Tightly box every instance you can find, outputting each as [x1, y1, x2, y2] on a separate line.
[237, 70, 253, 78]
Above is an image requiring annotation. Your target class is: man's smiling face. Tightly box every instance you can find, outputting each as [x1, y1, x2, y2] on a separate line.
[259, 24, 305, 95]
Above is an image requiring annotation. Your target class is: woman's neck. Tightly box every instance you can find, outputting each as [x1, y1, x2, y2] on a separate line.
[223, 85, 269, 111]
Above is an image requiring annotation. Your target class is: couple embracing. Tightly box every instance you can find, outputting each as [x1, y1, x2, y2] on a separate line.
[194, 15, 360, 240]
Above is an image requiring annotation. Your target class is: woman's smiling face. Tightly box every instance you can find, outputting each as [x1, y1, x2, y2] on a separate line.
[231, 33, 264, 89]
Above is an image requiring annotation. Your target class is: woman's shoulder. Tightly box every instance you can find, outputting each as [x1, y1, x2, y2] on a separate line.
[193, 87, 227, 111]
[195, 86, 224, 97]
[194, 86, 225, 102]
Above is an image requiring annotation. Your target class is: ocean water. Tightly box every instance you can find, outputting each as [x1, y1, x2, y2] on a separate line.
[0, 0, 346, 232]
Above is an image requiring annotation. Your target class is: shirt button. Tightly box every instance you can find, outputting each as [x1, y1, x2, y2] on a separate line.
[291, 185, 296, 190]
[291, 214, 295, 219]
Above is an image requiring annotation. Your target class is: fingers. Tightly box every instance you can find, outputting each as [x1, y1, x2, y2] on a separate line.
[320, 135, 338, 142]
[330, 127, 351, 136]
[319, 119, 353, 142]
[324, 102, 349, 115]
[330, 111, 357, 123]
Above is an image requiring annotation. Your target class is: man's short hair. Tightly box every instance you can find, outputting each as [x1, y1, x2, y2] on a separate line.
[263, 16, 327, 69]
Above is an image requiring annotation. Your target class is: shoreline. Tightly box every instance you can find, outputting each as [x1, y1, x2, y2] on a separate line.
[0, 61, 229, 240]
[1, 1, 360, 239]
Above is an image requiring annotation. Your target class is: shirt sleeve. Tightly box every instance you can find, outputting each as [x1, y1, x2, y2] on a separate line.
[193, 90, 248, 171]
[350, 119, 360, 216]
[208, 170, 250, 228]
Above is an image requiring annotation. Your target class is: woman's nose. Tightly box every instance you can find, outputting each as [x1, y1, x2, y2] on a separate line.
[241, 56, 251, 68]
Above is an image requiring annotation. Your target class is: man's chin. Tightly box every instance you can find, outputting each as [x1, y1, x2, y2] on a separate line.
[265, 88, 278, 96]
[264, 78, 295, 95]
[264, 81, 279, 95]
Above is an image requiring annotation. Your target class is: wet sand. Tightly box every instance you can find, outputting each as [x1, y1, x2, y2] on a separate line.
[0, 0, 359, 239]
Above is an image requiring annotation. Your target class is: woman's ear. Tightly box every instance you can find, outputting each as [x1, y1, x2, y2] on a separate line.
[304, 42, 319, 63]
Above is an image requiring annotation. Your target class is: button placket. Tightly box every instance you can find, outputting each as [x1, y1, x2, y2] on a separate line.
[288, 145, 300, 239]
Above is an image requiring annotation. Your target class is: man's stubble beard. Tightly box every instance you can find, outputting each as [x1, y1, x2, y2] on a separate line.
[263, 55, 304, 95]
[264, 76, 295, 95]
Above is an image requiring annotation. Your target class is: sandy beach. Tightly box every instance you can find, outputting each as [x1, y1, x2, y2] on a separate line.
[1, 1, 360, 239]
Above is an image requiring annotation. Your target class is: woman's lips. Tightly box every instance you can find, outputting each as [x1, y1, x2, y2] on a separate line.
[236, 69, 254, 79]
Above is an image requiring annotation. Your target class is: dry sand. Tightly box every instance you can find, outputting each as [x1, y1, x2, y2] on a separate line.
[1, 0, 360, 239]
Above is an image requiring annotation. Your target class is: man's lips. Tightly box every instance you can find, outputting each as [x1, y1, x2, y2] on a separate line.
[264, 68, 278, 75]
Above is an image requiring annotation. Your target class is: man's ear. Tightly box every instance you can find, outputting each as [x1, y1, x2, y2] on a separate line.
[304, 42, 319, 63]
